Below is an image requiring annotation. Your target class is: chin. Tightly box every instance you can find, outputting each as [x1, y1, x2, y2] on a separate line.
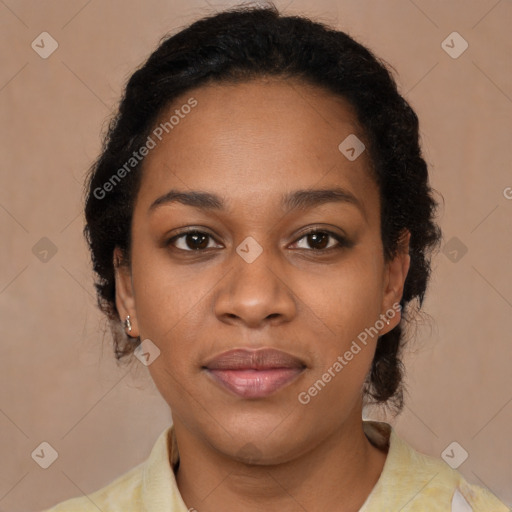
[202, 412, 313, 465]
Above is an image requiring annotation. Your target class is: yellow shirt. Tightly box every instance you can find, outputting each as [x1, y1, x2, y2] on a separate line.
[43, 420, 508, 511]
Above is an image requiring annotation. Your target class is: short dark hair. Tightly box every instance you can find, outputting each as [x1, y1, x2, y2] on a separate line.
[84, 3, 442, 414]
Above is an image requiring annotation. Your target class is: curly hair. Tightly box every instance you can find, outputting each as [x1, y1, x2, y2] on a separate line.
[83, 3, 442, 413]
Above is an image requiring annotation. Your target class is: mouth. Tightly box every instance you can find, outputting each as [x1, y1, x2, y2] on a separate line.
[203, 348, 306, 399]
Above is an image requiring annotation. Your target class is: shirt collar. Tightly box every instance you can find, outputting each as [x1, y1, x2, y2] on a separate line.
[141, 424, 188, 511]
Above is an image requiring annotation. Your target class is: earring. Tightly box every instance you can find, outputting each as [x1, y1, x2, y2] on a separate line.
[124, 315, 132, 332]
[385, 317, 390, 326]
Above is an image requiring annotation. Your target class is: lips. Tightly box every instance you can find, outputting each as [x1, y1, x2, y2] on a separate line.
[203, 348, 306, 399]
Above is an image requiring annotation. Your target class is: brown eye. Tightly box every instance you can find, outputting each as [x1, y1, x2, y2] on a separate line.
[167, 231, 221, 251]
[293, 230, 350, 251]
[305, 232, 329, 250]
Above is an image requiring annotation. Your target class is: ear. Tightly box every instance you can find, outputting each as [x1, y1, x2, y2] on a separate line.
[113, 246, 140, 338]
[379, 229, 411, 334]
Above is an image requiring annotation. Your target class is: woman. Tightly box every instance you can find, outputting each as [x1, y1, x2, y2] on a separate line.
[44, 3, 508, 511]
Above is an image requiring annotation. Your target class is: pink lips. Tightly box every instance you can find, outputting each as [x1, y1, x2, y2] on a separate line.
[204, 348, 306, 399]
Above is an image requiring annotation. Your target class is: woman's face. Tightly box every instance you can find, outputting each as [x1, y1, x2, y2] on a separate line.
[115, 78, 409, 463]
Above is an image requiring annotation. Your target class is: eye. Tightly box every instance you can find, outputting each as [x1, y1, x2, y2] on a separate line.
[166, 230, 222, 251]
[291, 229, 349, 251]
[165, 228, 350, 253]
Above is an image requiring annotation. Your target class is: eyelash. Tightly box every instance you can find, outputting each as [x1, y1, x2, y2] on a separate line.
[165, 228, 351, 254]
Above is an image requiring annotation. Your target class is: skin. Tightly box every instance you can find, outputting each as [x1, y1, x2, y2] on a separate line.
[114, 77, 411, 512]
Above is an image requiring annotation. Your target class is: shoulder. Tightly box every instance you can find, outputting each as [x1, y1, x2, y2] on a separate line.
[41, 461, 145, 512]
[362, 420, 509, 511]
[398, 443, 508, 511]
[41, 425, 177, 512]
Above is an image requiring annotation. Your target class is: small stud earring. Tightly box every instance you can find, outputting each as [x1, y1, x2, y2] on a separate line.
[124, 315, 132, 332]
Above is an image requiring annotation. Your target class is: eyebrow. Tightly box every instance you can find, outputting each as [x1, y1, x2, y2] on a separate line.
[148, 187, 365, 217]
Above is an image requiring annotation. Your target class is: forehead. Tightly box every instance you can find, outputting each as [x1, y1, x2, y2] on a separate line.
[136, 78, 377, 215]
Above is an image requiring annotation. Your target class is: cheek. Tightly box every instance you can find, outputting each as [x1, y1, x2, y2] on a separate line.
[130, 238, 209, 339]
[314, 253, 384, 344]
[129, 246, 214, 401]
[296, 264, 384, 411]
[298, 252, 384, 405]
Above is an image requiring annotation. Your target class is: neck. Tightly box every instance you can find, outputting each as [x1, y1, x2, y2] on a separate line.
[174, 412, 387, 512]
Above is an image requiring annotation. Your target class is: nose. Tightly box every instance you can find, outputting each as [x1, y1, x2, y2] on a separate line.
[213, 247, 297, 329]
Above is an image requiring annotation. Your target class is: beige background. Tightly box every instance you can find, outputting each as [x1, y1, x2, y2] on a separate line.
[1, 0, 511, 510]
